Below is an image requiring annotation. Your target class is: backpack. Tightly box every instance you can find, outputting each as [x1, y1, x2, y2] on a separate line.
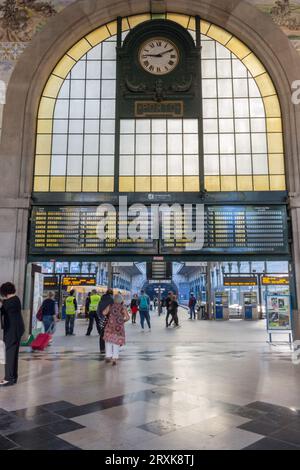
[139, 295, 148, 310]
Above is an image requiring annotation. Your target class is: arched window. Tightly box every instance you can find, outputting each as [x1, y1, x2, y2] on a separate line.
[33, 13, 285, 193]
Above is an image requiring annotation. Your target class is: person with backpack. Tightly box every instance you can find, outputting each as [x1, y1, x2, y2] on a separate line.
[64, 290, 77, 336]
[138, 290, 151, 332]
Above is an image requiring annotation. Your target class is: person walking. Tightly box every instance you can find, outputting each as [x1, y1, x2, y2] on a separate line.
[41, 292, 57, 334]
[165, 291, 173, 327]
[86, 289, 101, 336]
[97, 288, 114, 354]
[189, 293, 197, 320]
[168, 294, 180, 328]
[130, 294, 139, 324]
[102, 294, 130, 365]
[138, 290, 151, 332]
[0, 282, 25, 387]
[64, 290, 77, 336]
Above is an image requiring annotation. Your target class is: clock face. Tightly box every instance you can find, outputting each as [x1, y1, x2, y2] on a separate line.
[138, 37, 180, 75]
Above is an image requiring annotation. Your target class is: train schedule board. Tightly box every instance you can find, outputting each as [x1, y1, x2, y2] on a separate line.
[29, 205, 289, 256]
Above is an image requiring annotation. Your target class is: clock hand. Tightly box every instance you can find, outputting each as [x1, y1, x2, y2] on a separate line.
[160, 48, 174, 56]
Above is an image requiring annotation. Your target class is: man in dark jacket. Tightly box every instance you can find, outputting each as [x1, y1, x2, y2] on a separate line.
[96, 289, 114, 353]
[0, 282, 25, 386]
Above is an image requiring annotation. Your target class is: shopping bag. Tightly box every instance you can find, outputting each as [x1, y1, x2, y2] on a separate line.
[0, 340, 5, 365]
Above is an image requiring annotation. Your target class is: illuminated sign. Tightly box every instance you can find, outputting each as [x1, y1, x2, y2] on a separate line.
[62, 277, 96, 287]
[224, 276, 257, 286]
[262, 276, 289, 286]
[44, 276, 59, 289]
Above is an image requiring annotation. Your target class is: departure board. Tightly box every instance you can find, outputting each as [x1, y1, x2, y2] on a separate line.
[29, 205, 289, 256]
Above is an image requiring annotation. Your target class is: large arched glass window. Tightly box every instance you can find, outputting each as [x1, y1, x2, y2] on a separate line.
[33, 13, 285, 193]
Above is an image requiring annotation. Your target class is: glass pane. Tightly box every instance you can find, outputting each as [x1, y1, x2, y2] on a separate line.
[202, 79, 217, 98]
[152, 120, 167, 133]
[136, 155, 150, 175]
[55, 100, 69, 119]
[236, 134, 251, 153]
[184, 155, 199, 175]
[218, 79, 233, 98]
[203, 99, 218, 118]
[219, 134, 235, 153]
[152, 155, 166, 175]
[219, 99, 234, 118]
[85, 100, 100, 119]
[100, 134, 115, 155]
[234, 98, 249, 118]
[219, 119, 234, 133]
[67, 155, 82, 175]
[53, 120, 68, 134]
[84, 134, 99, 154]
[251, 118, 266, 133]
[248, 79, 261, 97]
[70, 80, 85, 99]
[99, 155, 114, 175]
[252, 154, 268, 174]
[101, 100, 115, 118]
[233, 79, 248, 98]
[51, 155, 66, 175]
[236, 154, 251, 174]
[136, 135, 150, 154]
[87, 61, 101, 79]
[102, 41, 116, 60]
[85, 120, 99, 134]
[184, 134, 198, 153]
[201, 41, 216, 59]
[69, 100, 84, 118]
[204, 134, 219, 154]
[102, 61, 116, 79]
[232, 59, 248, 78]
[168, 134, 182, 154]
[68, 134, 83, 154]
[203, 119, 218, 133]
[69, 120, 84, 133]
[58, 80, 70, 99]
[152, 134, 166, 154]
[204, 155, 219, 175]
[202, 60, 216, 78]
[101, 120, 115, 133]
[120, 134, 134, 154]
[101, 80, 116, 99]
[168, 119, 182, 133]
[87, 44, 102, 60]
[216, 43, 231, 59]
[71, 60, 86, 79]
[220, 155, 236, 175]
[86, 80, 101, 99]
[168, 155, 182, 175]
[120, 119, 135, 133]
[120, 155, 134, 175]
[235, 119, 250, 133]
[183, 119, 198, 133]
[136, 119, 150, 133]
[52, 134, 68, 154]
[83, 155, 98, 175]
[251, 134, 267, 153]
[250, 98, 265, 117]
[217, 60, 232, 78]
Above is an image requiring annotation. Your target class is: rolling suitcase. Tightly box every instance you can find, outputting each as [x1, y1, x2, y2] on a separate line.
[31, 333, 52, 351]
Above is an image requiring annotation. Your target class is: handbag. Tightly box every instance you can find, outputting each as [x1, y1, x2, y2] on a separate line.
[0, 339, 5, 365]
[36, 305, 43, 322]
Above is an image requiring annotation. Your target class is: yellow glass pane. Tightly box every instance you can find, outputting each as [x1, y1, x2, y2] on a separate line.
[237, 176, 253, 191]
[106, 21, 117, 35]
[201, 20, 211, 35]
[50, 177, 66, 192]
[122, 17, 130, 31]
[151, 13, 166, 20]
[119, 177, 134, 192]
[135, 177, 151, 192]
[205, 176, 220, 191]
[52, 55, 76, 79]
[267, 118, 282, 133]
[99, 177, 114, 192]
[268, 154, 285, 174]
[168, 176, 183, 192]
[267, 133, 284, 153]
[36, 135, 51, 154]
[43, 75, 64, 99]
[166, 13, 190, 28]
[67, 38, 92, 61]
[128, 14, 151, 29]
[82, 176, 98, 192]
[38, 97, 55, 119]
[66, 177, 82, 192]
[253, 175, 269, 191]
[34, 155, 51, 176]
[152, 177, 167, 192]
[270, 175, 286, 191]
[255, 73, 276, 97]
[207, 24, 232, 45]
[34, 177, 49, 192]
[264, 95, 281, 118]
[37, 119, 53, 134]
[184, 177, 199, 192]
[226, 37, 251, 60]
[85, 26, 110, 46]
[221, 176, 237, 192]
[243, 53, 266, 78]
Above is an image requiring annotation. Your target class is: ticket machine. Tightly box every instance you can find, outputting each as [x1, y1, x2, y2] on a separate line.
[214, 292, 229, 320]
[242, 292, 259, 320]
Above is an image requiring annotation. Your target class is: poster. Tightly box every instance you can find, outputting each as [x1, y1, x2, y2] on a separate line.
[266, 294, 291, 330]
[32, 272, 44, 331]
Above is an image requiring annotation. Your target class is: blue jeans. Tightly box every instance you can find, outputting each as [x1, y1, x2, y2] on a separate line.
[189, 307, 196, 319]
[140, 310, 151, 329]
[43, 316, 55, 334]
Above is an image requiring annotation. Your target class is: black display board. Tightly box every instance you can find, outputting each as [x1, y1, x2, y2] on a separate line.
[29, 205, 289, 256]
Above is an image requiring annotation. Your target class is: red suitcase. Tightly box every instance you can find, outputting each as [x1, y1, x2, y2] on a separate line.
[31, 333, 52, 351]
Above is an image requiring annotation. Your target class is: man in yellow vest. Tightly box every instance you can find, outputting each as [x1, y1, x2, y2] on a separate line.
[86, 289, 102, 336]
[64, 289, 77, 336]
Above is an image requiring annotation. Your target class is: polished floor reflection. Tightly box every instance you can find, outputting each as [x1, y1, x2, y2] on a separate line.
[0, 309, 299, 450]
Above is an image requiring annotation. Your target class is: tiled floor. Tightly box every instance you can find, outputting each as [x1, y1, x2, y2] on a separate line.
[0, 309, 299, 450]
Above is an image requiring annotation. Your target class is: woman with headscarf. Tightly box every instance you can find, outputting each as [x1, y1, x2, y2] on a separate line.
[102, 294, 130, 366]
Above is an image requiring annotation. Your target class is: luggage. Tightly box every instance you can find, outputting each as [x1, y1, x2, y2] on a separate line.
[31, 333, 52, 351]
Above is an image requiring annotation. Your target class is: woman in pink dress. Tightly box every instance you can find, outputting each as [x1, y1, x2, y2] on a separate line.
[103, 294, 130, 366]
